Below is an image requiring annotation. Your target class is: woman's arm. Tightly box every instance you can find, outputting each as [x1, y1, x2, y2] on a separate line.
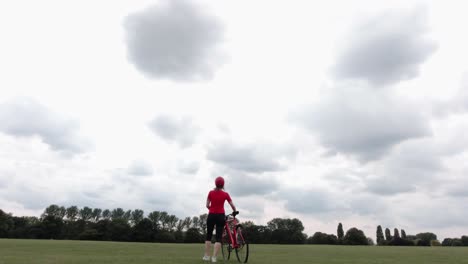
[206, 198, 210, 210]
[228, 200, 237, 212]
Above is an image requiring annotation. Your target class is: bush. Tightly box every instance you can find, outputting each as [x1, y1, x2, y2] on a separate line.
[185, 228, 203, 243]
[416, 239, 430, 247]
[388, 237, 414, 246]
[155, 231, 176, 243]
[461, 236, 468, 246]
[452, 239, 463, 247]
[79, 229, 100, 240]
[308, 232, 338, 245]
[414, 233, 437, 247]
[343, 228, 368, 245]
[430, 240, 441, 246]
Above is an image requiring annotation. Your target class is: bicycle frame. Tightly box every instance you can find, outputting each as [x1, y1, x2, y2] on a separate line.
[224, 214, 241, 249]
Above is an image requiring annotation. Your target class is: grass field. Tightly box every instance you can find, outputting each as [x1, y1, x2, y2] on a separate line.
[1, 239, 468, 264]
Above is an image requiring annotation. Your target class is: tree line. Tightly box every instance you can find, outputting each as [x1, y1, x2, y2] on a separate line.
[375, 225, 468, 247]
[1, 205, 467, 246]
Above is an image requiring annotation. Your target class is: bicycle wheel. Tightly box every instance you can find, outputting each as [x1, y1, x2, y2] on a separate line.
[221, 231, 232, 261]
[235, 226, 249, 263]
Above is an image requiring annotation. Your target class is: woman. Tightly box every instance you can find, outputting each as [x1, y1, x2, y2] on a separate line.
[203, 176, 236, 263]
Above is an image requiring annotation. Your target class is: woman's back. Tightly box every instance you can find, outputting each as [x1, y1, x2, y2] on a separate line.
[208, 189, 231, 214]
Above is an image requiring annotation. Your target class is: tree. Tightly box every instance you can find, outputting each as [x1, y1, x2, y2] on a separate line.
[108, 219, 131, 241]
[66, 206, 79, 221]
[376, 225, 385, 245]
[58, 206, 66, 219]
[442, 238, 463, 247]
[79, 227, 100, 240]
[198, 214, 208, 237]
[393, 228, 400, 239]
[343, 228, 368, 245]
[123, 210, 132, 222]
[148, 211, 161, 230]
[41, 215, 64, 239]
[242, 223, 271, 244]
[182, 217, 192, 230]
[111, 208, 125, 220]
[185, 227, 203, 243]
[78, 207, 93, 221]
[159, 211, 169, 230]
[131, 209, 144, 226]
[102, 209, 111, 220]
[0, 209, 13, 238]
[308, 232, 338, 245]
[176, 219, 185, 232]
[132, 218, 154, 242]
[92, 208, 102, 222]
[337, 223, 344, 242]
[167, 215, 179, 231]
[401, 229, 407, 239]
[416, 232, 437, 246]
[461, 236, 468, 246]
[267, 218, 307, 244]
[385, 228, 392, 241]
[192, 216, 200, 229]
[42, 205, 63, 218]
[442, 238, 454, 246]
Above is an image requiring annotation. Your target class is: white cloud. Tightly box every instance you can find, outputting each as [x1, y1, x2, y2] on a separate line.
[127, 160, 154, 176]
[123, 0, 225, 81]
[292, 84, 430, 161]
[0, 97, 92, 156]
[148, 114, 199, 148]
[207, 140, 294, 173]
[333, 6, 438, 86]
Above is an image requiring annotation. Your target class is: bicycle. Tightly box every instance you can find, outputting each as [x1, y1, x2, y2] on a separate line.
[221, 211, 249, 263]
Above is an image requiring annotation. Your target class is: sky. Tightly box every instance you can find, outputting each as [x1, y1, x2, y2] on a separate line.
[1, 0, 468, 240]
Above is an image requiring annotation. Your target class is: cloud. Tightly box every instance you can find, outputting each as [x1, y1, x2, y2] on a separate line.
[225, 173, 279, 197]
[0, 172, 9, 189]
[435, 74, 468, 116]
[148, 115, 199, 148]
[207, 140, 293, 173]
[444, 184, 468, 198]
[127, 160, 154, 176]
[292, 85, 430, 161]
[3, 184, 53, 210]
[363, 136, 466, 197]
[346, 193, 387, 216]
[332, 7, 437, 86]
[177, 161, 200, 174]
[123, 0, 225, 81]
[280, 188, 339, 215]
[394, 194, 468, 229]
[0, 97, 91, 156]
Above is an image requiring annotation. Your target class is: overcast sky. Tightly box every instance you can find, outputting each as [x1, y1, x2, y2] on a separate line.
[1, 0, 468, 240]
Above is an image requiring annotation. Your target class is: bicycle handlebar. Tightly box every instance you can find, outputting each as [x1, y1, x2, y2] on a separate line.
[226, 211, 240, 218]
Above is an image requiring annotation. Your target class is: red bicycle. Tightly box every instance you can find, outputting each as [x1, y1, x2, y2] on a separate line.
[221, 211, 249, 263]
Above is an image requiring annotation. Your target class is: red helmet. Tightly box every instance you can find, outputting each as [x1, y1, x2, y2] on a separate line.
[215, 176, 225, 188]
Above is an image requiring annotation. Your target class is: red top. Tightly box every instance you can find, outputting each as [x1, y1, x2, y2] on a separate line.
[207, 189, 232, 214]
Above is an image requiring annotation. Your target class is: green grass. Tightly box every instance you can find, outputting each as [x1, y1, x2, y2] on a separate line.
[1, 239, 468, 264]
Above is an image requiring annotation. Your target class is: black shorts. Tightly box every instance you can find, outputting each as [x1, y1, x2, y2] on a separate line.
[206, 213, 226, 242]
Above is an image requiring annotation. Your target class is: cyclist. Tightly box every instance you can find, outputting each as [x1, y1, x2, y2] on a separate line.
[203, 176, 236, 263]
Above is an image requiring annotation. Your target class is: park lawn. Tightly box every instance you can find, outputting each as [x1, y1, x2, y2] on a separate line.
[1, 239, 468, 264]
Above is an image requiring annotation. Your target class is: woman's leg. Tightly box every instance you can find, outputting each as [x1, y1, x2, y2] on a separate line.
[212, 214, 226, 258]
[205, 214, 215, 257]
[213, 242, 222, 257]
[205, 241, 212, 257]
